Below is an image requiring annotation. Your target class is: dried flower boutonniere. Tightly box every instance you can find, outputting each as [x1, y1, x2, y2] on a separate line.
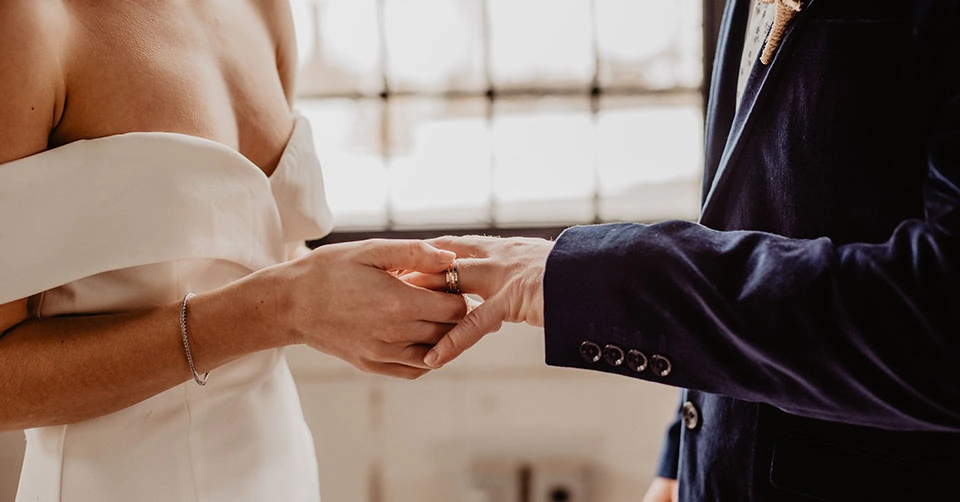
[758, 0, 804, 64]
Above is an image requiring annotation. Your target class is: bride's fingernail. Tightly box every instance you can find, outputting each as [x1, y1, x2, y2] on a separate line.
[423, 351, 440, 367]
[438, 249, 456, 262]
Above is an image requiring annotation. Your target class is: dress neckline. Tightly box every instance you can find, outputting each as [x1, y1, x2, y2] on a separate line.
[66, 130, 272, 177]
[0, 112, 333, 305]
[13, 120, 304, 180]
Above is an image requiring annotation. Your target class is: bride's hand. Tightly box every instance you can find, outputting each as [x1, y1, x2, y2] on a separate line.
[403, 235, 555, 368]
[272, 239, 468, 379]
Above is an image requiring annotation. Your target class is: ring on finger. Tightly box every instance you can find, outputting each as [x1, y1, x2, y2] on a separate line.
[445, 262, 461, 294]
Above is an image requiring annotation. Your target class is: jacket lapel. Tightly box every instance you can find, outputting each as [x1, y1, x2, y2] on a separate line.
[699, 0, 817, 224]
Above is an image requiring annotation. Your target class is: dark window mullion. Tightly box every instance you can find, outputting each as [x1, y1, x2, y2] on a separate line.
[375, 0, 395, 230]
[481, 0, 498, 230]
[588, 0, 603, 224]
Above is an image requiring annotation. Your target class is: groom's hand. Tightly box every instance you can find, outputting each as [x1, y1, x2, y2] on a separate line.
[403, 236, 554, 368]
[276, 239, 468, 379]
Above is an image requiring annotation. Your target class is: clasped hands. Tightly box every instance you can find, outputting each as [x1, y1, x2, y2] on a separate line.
[405, 236, 555, 369]
[281, 236, 552, 379]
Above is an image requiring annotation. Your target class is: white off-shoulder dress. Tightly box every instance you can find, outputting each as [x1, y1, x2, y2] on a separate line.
[0, 115, 332, 502]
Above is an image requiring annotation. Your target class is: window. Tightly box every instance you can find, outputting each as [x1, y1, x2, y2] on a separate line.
[291, 0, 705, 241]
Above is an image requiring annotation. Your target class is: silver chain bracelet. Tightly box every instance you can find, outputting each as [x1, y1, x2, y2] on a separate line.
[180, 293, 209, 386]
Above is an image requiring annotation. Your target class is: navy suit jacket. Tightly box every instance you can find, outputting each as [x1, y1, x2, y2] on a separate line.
[542, 0, 960, 500]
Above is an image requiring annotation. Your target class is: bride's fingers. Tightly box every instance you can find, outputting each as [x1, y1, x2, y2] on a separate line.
[388, 343, 436, 369]
[399, 321, 457, 346]
[366, 338, 444, 371]
[400, 287, 468, 324]
[360, 360, 431, 380]
[358, 239, 455, 274]
[401, 271, 446, 291]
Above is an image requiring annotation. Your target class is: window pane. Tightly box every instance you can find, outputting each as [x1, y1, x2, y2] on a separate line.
[595, 0, 702, 90]
[596, 95, 703, 222]
[292, 0, 384, 96]
[298, 99, 390, 229]
[291, 1, 706, 232]
[383, 0, 487, 94]
[676, 0, 705, 89]
[387, 97, 493, 228]
[487, 0, 595, 91]
[492, 96, 596, 226]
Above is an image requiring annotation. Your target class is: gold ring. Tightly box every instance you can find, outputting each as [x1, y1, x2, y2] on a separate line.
[445, 263, 461, 294]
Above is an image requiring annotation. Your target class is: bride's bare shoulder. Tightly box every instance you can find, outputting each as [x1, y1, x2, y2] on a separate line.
[0, 0, 67, 163]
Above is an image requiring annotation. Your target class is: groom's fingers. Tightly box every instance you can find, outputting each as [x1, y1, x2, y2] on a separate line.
[423, 296, 505, 368]
[400, 271, 447, 291]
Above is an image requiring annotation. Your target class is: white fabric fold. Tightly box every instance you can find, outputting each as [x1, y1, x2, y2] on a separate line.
[0, 114, 333, 304]
[270, 113, 335, 244]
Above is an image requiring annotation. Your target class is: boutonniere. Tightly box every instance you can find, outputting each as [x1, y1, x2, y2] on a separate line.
[759, 0, 804, 64]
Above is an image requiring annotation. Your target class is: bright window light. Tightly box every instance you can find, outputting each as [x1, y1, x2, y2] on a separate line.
[293, 0, 704, 233]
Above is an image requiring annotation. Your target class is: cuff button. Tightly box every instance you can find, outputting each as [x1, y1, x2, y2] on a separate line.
[579, 341, 602, 363]
[681, 401, 700, 430]
[602, 344, 625, 366]
[626, 350, 648, 373]
[650, 354, 673, 377]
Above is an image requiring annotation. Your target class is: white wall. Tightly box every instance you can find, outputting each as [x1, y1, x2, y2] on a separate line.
[0, 324, 678, 502]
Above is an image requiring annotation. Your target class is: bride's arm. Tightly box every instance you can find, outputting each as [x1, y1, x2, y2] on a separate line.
[1, 241, 466, 433]
[0, 281, 281, 431]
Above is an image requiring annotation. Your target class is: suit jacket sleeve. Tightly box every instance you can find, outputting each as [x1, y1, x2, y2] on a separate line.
[543, 4, 960, 432]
